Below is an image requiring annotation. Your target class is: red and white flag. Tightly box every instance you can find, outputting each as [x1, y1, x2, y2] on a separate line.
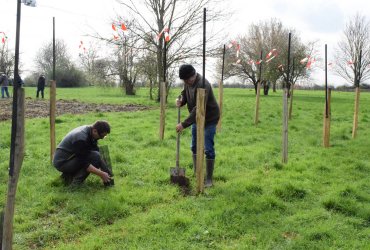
[265, 49, 278, 63]
[0, 31, 6, 44]
[157, 27, 170, 42]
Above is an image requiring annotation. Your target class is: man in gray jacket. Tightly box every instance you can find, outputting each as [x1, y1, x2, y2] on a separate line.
[176, 64, 220, 187]
[0, 73, 10, 98]
[53, 120, 113, 186]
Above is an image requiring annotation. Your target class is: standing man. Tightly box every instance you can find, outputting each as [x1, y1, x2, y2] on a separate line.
[0, 72, 10, 98]
[36, 74, 46, 98]
[53, 120, 114, 186]
[175, 64, 220, 187]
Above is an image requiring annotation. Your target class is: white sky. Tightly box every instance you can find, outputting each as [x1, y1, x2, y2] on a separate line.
[1, 0, 370, 86]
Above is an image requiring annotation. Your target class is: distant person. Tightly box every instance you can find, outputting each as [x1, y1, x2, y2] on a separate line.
[15, 73, 24, 87]
[263, 80, 270, 95]
[53, 120, 114, 186]
[175, 64, 220, 187]
[36, 74, 46, 98]
[0, 72, 10, 98]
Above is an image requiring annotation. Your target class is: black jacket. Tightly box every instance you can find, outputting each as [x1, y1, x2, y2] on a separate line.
[37, 76, 46, 89]
[180, 73, 220, 128]
[53, 125, 99, 168]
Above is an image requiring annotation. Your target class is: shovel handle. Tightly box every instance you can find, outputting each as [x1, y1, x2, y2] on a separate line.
[176, 96, 181, 168]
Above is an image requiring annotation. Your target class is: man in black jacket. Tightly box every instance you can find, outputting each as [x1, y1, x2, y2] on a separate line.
[53, 120, 113, 186]
[36, 74, 46, 98]
[176, 64, 220, 187]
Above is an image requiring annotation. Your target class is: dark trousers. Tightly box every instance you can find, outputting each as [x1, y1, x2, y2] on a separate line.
[191, 123, 217, 159]
[36, 87, 44, 98]
[55, 151, 108, 184]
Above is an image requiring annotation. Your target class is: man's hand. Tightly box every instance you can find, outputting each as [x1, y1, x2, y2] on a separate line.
[100, 171, 112, 183]
[87, 164, 112, 183]
[176, 123, 184, 133]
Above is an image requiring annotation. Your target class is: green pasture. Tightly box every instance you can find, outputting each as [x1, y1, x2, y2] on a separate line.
[0, 86, 369, 249]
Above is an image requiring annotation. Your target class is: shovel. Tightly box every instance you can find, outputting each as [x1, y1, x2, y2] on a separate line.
[170, 98, 189, 187]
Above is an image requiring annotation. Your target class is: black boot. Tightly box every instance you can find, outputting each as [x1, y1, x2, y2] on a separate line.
[205, 159, 215, 188]
[192, 154, 197, 176]
[60, 172, 73, 185]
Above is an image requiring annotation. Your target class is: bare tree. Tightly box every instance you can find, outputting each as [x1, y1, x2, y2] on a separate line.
[34, 39, 86, 87]
[334, 13, 370, 86]
[0, 41, 15, 76]
[116, 0, 226, 100]
[219, 19, 316, 94]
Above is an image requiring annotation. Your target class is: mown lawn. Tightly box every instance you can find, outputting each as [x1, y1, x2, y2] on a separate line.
[0, 86, 369, 249]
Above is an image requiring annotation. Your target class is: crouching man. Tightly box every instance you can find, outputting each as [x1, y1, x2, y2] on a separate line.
[53, 120, 113, 186]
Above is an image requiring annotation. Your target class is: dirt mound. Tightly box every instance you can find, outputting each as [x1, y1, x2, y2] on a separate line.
[0, 98, 150, 121]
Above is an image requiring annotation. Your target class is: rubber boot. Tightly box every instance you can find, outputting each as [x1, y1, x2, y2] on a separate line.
[192, 154, 197, 176]
[60, 172, 73, 185]
[205, 159, 215, 188]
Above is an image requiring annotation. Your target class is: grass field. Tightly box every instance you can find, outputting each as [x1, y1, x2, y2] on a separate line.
[0, 86, 369, 249]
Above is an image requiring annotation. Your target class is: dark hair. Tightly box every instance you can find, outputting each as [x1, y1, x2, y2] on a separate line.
[92, 120, 111, 135]
[179, 64, 196, 80]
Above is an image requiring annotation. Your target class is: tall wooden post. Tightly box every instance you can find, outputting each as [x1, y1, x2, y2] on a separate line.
[159, 81, 166, 140]
[323, 89, 331, 147]
[217, 79, 223, 132]
[282, 88, 289, 163]
[2, 88, 25, 250]
[159, 30, 167, 141]
[217, 44, 226, 132]
[254, 81, 261, 125]
[254, 50, 263, 125]
[196, 90, 206, 193]
[282, 33, 291, 164]
[323, 44, 331, 147]
[288, 85, 294, 120]
[352, 86, 360, 138]
[352, 49, 362, 139]
[196, 8, 207, 193]
[50, 80, 56, 161]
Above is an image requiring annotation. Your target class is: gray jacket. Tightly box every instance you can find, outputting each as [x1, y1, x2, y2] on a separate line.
[180, 73, 220, 128]
[0, 74, 9, 87]
[53, 125, 99, 168]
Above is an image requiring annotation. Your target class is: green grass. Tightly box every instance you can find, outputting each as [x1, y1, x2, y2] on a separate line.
[1, 87, 369, 249]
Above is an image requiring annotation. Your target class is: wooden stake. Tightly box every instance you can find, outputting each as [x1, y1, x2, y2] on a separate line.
[352, 86, 360, 138]
[323, 88, 331, 147]
[254, 81, 261, 125]
[217, 79, 223, 132]
[50, 80, 56, 162]
[196, 89, 206, 193]
[288, 85, 294, 120]
[282, 88, 289, 164]
[217, 44, 226, 132]
[282, 33, 291, 164]
[2, 88, 25, 250]
[159, 81, 166, 140]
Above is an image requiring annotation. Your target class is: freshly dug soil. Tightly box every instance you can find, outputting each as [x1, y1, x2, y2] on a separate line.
[0, 98, 150, 121]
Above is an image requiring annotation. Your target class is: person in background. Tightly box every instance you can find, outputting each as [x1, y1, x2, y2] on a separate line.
[0, 72, 10, 98]
[53, 120, 114, 186]
[175, 64, 220, 187]
[36, 74, 46, 98]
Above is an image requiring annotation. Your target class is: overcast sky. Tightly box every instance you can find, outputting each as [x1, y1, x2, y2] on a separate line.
[2, 0, 370, 86]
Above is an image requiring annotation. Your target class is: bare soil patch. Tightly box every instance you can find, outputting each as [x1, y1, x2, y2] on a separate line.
[0, 98, 150, 121]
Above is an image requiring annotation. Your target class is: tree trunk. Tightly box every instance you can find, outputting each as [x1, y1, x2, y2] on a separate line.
[125, 83, 135, 95]
[273, 82, 277, 92]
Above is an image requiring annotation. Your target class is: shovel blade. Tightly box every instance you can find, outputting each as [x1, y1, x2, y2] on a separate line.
[170, 167, 186, 177]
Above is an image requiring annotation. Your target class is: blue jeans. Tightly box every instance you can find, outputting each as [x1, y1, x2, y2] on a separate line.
[1, 87, 9, 98]
[191, 123, 217, 159]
